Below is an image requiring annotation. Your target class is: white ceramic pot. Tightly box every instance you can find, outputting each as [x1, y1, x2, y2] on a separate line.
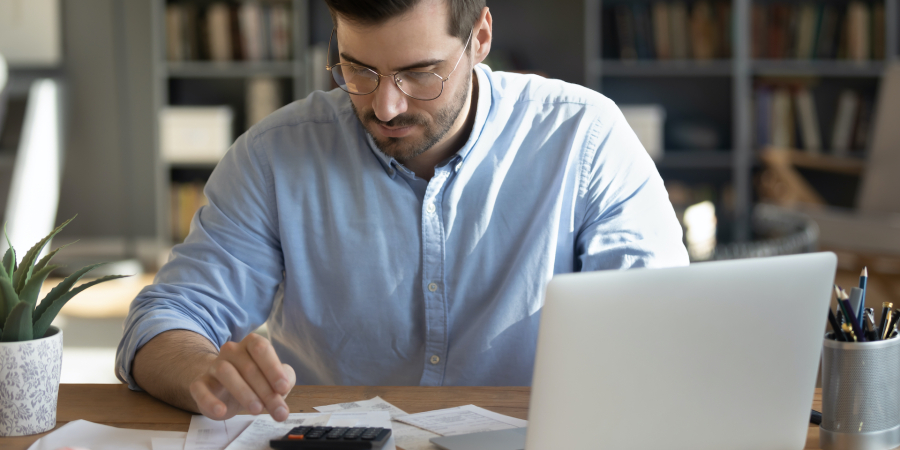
[0, 326, 63, 436]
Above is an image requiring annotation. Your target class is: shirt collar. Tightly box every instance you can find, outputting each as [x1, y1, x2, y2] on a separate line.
[363, 64, 493, 178]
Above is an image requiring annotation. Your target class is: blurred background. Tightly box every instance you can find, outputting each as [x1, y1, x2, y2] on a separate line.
[0, 0, 899, 383]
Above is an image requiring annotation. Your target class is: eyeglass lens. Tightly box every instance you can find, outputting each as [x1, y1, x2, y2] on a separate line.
[331, 65, 445, 101]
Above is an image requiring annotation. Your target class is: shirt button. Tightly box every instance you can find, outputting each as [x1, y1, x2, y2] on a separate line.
[426, 203, 436, 214]
[428, 282, 438, 292]
[430, 355, 440, 365]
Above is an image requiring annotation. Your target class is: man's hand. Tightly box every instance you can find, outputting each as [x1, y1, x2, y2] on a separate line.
[190, 333, 296, 421]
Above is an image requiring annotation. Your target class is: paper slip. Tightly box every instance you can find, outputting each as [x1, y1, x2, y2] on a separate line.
[152, 437, 188, 450]
[223, 413, 329, 450]
[314, 396, 408, 419]
[184, 414, 256, 450]
[395, 404, 527, 437]
[223, 411, 395, 450]
[27, 419, 187, 450]
[315, 397, 440, 450]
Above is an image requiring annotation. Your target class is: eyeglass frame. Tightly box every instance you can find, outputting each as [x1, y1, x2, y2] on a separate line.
[325, 27, 473, 101]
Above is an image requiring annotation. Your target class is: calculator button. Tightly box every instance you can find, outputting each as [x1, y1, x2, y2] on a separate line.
[360, 427, 382, 440]
[326, 427, 348, 439]
[343, 427, 364, 439]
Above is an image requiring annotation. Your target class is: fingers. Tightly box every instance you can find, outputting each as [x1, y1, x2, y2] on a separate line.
[190, 377, 231, 420]
[244, 334, 292, 396]
[190, 334, 293, 422]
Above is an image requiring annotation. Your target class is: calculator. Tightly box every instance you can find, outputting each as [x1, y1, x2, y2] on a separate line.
[270, 426, 392, 449]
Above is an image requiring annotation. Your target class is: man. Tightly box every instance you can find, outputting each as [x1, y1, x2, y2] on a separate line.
[116, 0, 688, 422]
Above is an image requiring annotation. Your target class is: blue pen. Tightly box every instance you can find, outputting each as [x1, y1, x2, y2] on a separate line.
[859, 267, 868, 324]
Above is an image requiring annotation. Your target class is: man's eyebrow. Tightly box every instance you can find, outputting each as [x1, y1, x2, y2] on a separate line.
[340, 52, 446, 72]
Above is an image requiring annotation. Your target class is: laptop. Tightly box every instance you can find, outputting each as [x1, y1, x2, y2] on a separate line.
[432, 252, 836, 450]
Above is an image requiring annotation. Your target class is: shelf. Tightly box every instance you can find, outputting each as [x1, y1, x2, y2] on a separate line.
[592, 59, 733, 77]
[164, 61, 297, 78]
[753, 60, 886, 78]
[655, 151, 733, 169]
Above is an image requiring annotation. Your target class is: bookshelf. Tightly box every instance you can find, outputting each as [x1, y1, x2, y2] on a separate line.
[151, 0, 311, 246]
[585, 0, 900, 241]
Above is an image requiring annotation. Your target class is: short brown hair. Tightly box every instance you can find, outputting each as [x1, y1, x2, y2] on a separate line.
[324, 0, 484, 43]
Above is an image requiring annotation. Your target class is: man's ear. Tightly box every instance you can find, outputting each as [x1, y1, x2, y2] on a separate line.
[471, 7, 492, 65]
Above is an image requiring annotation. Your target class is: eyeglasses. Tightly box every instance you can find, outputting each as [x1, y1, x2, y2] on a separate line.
[325, 27, 472, 101]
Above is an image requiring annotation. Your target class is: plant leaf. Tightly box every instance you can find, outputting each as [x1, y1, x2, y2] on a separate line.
[13, 216, 76, 294]
[1, 301, 32, 342]
[33, 274, 130, 339]
[18, 265, 60, 308]
[34, 241, 77, 273]
[34, 262, 104, 323]
[0, 275, 19, 329]
[1, 247, 14, 280]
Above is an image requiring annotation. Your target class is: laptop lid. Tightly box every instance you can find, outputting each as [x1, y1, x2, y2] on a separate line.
[526, 253, 836, 450]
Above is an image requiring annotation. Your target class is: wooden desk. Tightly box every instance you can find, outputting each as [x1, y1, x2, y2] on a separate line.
[1, 384, 824, 449]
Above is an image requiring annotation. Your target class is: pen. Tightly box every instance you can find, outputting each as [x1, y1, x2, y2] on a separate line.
[889, 310, 900, 335]
[864, 308, 878, 341]
[881, 303, 894, 341]
[828, 308, 846, 341]
[860, 267, 868, 320]
[842, 323, 858, 342]
[839, 294, 865, 341]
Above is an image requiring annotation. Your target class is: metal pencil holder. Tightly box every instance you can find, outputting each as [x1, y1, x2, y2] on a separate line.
[820, 334, 900, 450]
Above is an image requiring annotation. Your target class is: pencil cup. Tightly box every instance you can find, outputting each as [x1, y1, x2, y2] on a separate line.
[820, 334, 900, 450]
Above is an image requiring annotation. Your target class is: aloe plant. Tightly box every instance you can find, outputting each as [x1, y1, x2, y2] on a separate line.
[0, 217, 129, 342]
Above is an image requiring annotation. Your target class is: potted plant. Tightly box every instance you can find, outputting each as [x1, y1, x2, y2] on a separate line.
[0, 217, 127, 436]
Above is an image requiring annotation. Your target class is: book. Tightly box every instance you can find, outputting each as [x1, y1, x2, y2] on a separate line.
[852, 98, 872, 152]
[795, 3, 817, 59]
[831, 89, 859, 156]
[269, 3, 292, 61]
[715, 2, 731, 58]
[690, 1, 715, 60]
[171, 182, 208, 243]
[872, 2, 885, 60]
[246, 77, 282, 128]
[794, 88, 822, 154]
[652, 2, 671, 60]
[165, 5, 184, 61]
[239, 2, 264, 61]
[846, 1, 870, 61]
[771, 87, 794, 149]
[751, 4, 767, 59]
[207, 3, 232, 61]
[815, 5, 839, 59]
[160, 106, 234, 164]
[755, 86, 772, 148]
[632, 3, 655, 59]
[669, 2, 691, 59]
[615, 5, 637, 60]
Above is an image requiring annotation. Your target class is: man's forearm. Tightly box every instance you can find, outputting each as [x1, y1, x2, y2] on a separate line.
[132, 329, 219, 413]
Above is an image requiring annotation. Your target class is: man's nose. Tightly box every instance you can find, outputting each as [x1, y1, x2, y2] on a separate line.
[372, 76, 408, 123]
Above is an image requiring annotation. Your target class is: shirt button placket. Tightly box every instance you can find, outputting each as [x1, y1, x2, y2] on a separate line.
[420, 168, 451, 386]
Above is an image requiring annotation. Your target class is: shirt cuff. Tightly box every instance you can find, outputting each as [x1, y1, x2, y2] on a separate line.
[115, 310, 220, 391]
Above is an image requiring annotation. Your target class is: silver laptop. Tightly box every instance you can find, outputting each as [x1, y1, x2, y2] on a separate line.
[432, 252, 836, 450]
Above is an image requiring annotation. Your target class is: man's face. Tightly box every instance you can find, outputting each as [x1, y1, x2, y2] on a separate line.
[335, 1, 472, 162]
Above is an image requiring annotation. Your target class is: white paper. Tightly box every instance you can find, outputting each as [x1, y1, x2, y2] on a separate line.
[224, 411, 395, 450]
[396, 404, 527, 437]
[315, 396, 440, 450]
[152, 437, 187, 450]
[27, 419, 187, 450]
[314, 396, 408, 419]
[184, 414, 256, 450]
[223, 413, 330, 450]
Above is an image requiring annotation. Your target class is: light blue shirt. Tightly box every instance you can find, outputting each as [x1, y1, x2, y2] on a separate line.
[116, 64, 688, 389]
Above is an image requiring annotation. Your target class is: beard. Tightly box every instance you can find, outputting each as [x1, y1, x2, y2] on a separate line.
[351, 70, 471, 163]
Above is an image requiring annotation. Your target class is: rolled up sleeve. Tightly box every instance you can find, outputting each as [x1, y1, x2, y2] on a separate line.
[116, 129, 285, 389]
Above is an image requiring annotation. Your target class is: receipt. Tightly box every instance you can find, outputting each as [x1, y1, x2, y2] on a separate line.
[395, 405, 527, 437]
[223, 413, 330, 450]
[184, 414, 255, 450]
[315, 397, 439, 450]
